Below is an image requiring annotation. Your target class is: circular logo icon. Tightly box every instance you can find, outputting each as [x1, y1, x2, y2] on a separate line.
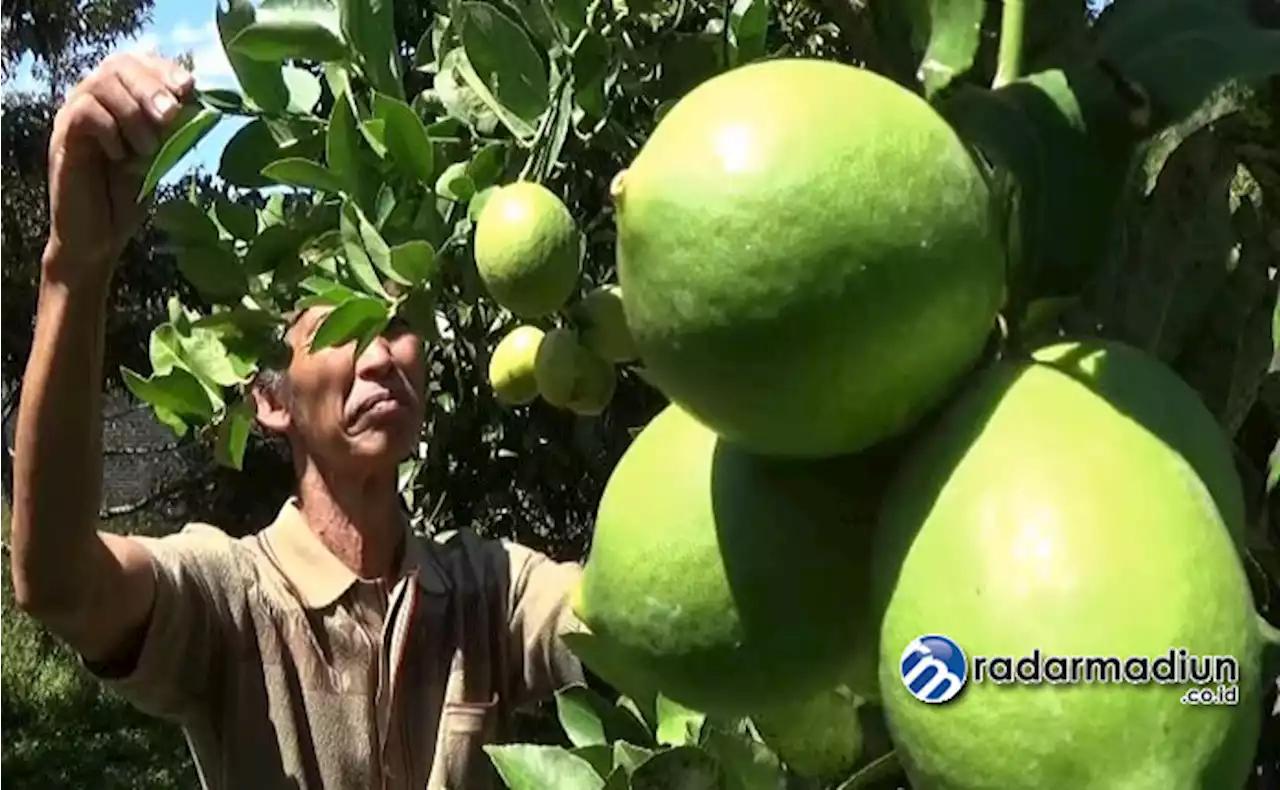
[900, 634, 968, 704]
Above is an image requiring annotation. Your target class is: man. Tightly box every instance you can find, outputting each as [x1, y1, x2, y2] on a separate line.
[9, 52, 588, 789]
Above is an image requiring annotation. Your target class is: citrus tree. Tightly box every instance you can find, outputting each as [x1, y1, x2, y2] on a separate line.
[126, 0, 1278, 787]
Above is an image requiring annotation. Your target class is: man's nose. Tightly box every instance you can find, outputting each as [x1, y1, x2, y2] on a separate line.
[355, 333, 396, 376]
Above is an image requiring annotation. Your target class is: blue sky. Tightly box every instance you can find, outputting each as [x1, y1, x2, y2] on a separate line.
[5, 0, 248, 185]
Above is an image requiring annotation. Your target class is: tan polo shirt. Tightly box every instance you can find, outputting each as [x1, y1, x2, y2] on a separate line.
[84, 499, 587, 790]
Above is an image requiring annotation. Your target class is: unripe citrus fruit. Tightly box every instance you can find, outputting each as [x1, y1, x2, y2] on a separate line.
[573, 284, 639, 362]
[566, 352, 618, 416]
[613, 58, 1005, 458]
[534, 328, 587, 407]
[753, 685, 866, 780]
[873, 339, 1261, 790]
[573, 403, 887, 716]
[488, 325, 544, 405]
[474, 181, 582, 318]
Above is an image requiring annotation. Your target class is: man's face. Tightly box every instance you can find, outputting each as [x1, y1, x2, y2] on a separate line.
[256, 307, 428, 473]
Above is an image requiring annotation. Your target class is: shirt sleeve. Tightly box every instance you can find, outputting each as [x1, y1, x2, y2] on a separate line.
[81, 522, 245, 723]
[500, 540, 588, 707]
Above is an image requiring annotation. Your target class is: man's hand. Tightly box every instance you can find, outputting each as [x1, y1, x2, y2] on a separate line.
[44, 51, 194, 290]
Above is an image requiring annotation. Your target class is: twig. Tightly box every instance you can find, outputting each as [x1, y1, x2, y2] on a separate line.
[992, 0, 1025, 89]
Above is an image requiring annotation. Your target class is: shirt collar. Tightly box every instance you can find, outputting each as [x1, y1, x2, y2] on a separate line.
[259, 498, 449, 609]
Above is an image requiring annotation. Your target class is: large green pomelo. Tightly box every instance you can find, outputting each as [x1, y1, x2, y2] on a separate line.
[1028, 339, 1246, 539]
[573, 403, 886, 716]
[872, 339, 1262, 790]
[613, 58, 1005, 458]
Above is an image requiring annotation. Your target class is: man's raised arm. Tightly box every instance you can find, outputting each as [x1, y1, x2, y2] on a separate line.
[9, 52, 195, 666]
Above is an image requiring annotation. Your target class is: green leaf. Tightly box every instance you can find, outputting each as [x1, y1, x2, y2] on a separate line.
[435, 161, 475, 202]
[176, 245, 250, 303]
[617, 694, 659, 736]
[193, 307, 288, 334]
[214, 195, 259, 240]
[340, 199, 396, 295]
[183, 327, 251, 388]
[727, 0, 770, 68]
[310, 295, 390, 351]
[339, 0, 402, 97]
[389, 240, 439, 285]
[457, 2, 551, 129]
[394, 286, 440, 341]
[327, 93, 364, 189]
[555, 684, 655, 749]
[215, 397, 255, 471]
[938, 66, 1140, 307]
[196, 87, 247, 114]
[373, 92, 435, 183]
[228, 0, 348, 62]
[1093, 0, 1280, 129]
[155, 199, 220, 245]
[217, 0, 289, 113]
[483, 745, 606, 790]
[138, 105, 221, 201]
[613, 742, 657, 776]
[1169, 207, 1277, 437]
[245, 225, 303, 275]
[262, 157, 347, 192]
[918, 0, 985, 97]
[468, 142, 508, 190]
[221, 119, 324, 188]
[282, 65, 323, 113]
[656, 696, 705, 748]
[570, 745, 614, 777]
[1268, 440, 1279, 494]
[699, 726, 783, 790]
[361, 118, 390, 157]
[122, 367, 215, 423]
[149, 323, 185, 376]
[629, 746, 720, 790]
[435, 48, 502, 136]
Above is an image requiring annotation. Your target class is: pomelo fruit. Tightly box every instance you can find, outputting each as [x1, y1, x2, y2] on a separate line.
[572, 403, 887, 716]
[534, 328, 589, 407]
[566, 352, 618, 416]
[612, 57, 1005, 458]
[572, 284, 639, 362]
[488, 325, 544, 405]
[753, 685, 865, 780]
[1029, 339, 1246, 539]
[474, 181, 582, 318]
[871, 339, 1262, 790]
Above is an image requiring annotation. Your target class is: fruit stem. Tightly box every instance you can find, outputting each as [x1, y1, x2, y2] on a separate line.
[992, 0, 1025, 89]
[1259, 611, 1280, 649]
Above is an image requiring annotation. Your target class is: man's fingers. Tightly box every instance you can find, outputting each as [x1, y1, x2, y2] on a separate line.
[61, 93, 127, 162]
[145, 53, 194, 96]
[96, 71, 161, 158]
[49, 52, 194, 167]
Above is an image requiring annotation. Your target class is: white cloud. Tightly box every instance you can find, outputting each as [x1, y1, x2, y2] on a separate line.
[115, 21, 237, 91]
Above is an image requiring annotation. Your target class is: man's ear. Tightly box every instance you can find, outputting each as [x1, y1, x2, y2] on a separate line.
[251, 377, 292, 434]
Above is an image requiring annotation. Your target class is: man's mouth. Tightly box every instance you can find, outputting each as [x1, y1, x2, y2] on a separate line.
[350, 391, 402, 424]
